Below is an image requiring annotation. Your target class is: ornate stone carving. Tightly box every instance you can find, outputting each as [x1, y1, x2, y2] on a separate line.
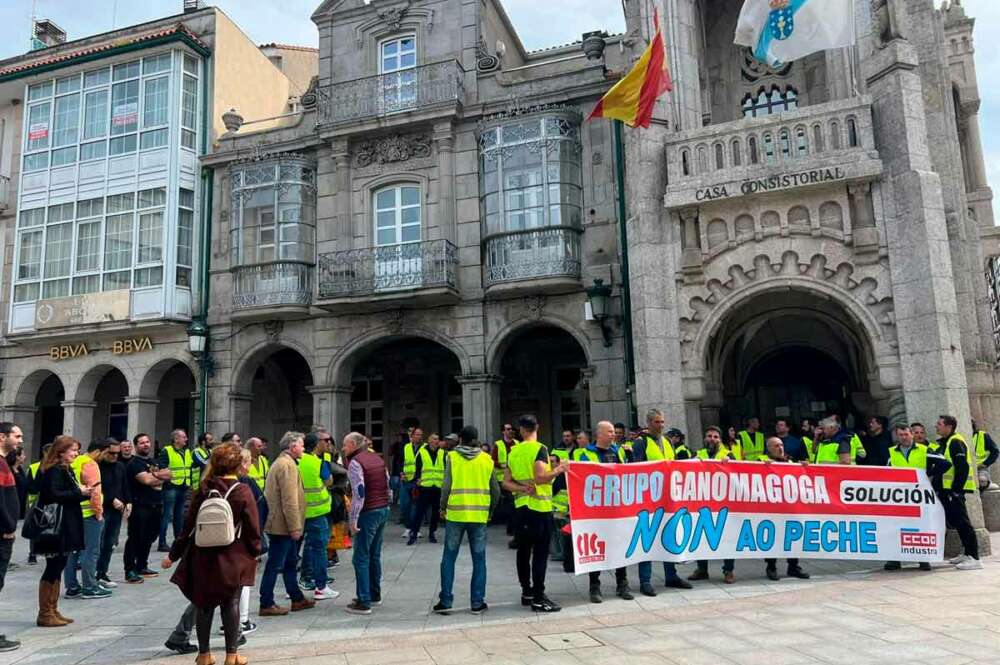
[476, 37, 501, 73]
[523, 295, 547, 319]
[352, 134, 432, 168]
[386, 309, 405, 334]
[871, 0, 908, 49]
[262, 320, 284, 341]
[740, 46, 791, 82]
[378, 3, 409, 31]
[300, 76, 320, 111]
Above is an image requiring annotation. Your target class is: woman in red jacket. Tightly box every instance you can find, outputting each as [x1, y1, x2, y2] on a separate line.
[162, 443, 261, 665]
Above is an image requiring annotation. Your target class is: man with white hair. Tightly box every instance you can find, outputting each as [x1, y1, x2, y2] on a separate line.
[259, 432, 315, 616]
[813, 417, 853, 465]
[341, 432, 391, 615]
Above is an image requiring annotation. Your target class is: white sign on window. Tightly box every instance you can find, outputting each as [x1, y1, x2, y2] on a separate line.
[111, 102, 138, 126]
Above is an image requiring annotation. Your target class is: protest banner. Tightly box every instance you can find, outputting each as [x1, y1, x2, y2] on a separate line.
[567, 460, 945, 574]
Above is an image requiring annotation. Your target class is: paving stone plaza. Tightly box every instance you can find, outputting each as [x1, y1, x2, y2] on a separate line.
[1, 527, 999, 665]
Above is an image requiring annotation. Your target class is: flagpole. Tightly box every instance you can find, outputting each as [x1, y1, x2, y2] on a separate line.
[613, 119, 638, 429]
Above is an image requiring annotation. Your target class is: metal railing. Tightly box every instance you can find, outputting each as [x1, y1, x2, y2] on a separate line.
[318, 60, 464, 124]
[318, 239, 457, 298]
[484, 227, 582, 286]
[232, 261, 313, 310]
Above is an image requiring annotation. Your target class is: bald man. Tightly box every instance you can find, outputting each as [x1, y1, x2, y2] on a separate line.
[761, 437, 810, 581]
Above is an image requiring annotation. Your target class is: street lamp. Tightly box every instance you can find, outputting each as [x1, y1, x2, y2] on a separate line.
[586, 278, 614, 347]
[186, 318, 209, 356]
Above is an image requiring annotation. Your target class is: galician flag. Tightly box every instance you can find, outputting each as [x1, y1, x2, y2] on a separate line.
[735, 0, 855, 68]
[587, 10, 671, 129]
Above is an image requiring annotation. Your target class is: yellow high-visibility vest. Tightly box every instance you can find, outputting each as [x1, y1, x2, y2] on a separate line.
[508, 441, 551, 513]
[164, 446, 193, 487]
[417, 447, 445, 488]
[445, 451, 494, 523]
[71, 455, 97, 518]
[248, 455, 270, 491]
[299, 452, 332, 519]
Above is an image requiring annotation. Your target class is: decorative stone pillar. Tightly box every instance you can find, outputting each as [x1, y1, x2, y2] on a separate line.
[961, 102, 989, 192]
[679, 207, 703, 276]
[308, 385, 352, 433]
[327, 385, 355, 440]
[331, 140, 352, 245]
[61, 400, 97, 447]
[864, 39, 989, 555]
[5, 405, 38, 460]
[229, 392, 253, 439]
[848, 182, 878, 254]
[125, 396, 159, 440]
[456, 374, 502, 442]
[434, 122, 456, 242]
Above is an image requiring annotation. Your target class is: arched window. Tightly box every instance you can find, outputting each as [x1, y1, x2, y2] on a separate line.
[829, 120, 842, 150]
[681, 149, 691, 176]
[374, 184, 421, 246]
[741, 86, 799, 118]
[714, 143, 725, 170]
[748, 136, 759, 164]
[697, 145, 708, 173]
[762, 132, 776, 164]
[795, 126, 808, 156]
[779, 129, 791, 158]
[731, 139, 742, 167]
[847, 117, 859, 148]
[813, 124, 825, 153]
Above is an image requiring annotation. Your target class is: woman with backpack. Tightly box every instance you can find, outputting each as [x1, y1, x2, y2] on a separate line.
[161, 442, 261, 665]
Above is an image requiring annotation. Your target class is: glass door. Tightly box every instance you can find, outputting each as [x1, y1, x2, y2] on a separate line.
[380, 36, 417, 114]
[373, 185, 421, 291]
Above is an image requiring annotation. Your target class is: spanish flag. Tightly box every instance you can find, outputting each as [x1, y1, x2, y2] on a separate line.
[588, 11, 672, 128]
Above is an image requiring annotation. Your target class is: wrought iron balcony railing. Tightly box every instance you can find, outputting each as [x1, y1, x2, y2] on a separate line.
[318, 239, 457, 298]
[484, 227, 582, 287]
[318, 60, 464, 124]
[232, 261, 313, 310]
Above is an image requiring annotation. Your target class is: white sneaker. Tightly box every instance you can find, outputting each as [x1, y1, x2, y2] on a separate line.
[314, 586, 341, 601]
[401, 530, 412, 538]
[949, 554, 970, 565]
[956, 559, 983, 571]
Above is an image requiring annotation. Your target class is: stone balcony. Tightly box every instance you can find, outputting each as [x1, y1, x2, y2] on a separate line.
[484, 226, 583, 298]
[317, 60, 464, 135]
[316, 239, 458, 312]
[664, 96, 883, 210]
[231, 261, 314, 320]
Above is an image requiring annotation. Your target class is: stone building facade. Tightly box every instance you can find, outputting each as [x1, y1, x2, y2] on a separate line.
[201, 0, 632, 449]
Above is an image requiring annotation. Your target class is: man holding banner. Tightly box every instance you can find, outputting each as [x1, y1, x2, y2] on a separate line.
[761, 437, 811, 581]
[689, 426, 737, 583]
[585, 422, 633, 603]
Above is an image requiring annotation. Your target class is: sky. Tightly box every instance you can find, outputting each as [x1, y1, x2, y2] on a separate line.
[0, 0, 996, 205]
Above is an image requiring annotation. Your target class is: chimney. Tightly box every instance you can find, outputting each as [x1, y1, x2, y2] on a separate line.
[31, 19, 67, 50]
[183, 0, 204, 13]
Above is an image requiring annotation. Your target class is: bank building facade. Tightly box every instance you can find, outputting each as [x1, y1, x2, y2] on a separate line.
[0, 0, 997, 539]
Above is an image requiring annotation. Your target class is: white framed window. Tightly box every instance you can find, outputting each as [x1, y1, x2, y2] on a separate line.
[373, 185, 421, 246]
[177, 188, 194, 288]
[378, 35, 417, 113]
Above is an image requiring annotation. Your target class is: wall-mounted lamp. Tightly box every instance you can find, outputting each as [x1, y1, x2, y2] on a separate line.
[586, 278, 615, 347]
[186, 318, 215, 376]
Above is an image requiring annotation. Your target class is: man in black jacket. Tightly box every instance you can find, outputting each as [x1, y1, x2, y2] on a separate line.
[0, 421, 22, 651]
[96, 438, 131, 588]
[935, 415, 982, 570]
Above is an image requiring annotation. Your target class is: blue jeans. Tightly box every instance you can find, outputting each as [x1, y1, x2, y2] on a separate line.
[638, 561, 683, 586]
[303, 516, 330, 589]
[353, 507, 389, 605]
[66, 516, 104, 591]
[159, 485, 189, 547]
[398, 480, 414, 525]
[259, 534, 305, 608]
[96, 509, 123, 578]
[438, 521, 487, 607]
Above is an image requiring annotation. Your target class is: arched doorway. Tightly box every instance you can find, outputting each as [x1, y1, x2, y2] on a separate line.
[90, 368, 130, 442]
[345, 338, 462, 452]
[35, 374, 65, 453]
[241, 347, 314, 449]
[142, 361, 197, 447]
[705, 289, 876, 432]
[495, 325, 590, 445]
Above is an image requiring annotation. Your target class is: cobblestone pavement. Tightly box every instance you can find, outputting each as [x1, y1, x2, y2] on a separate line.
[1, 523, 999, 665]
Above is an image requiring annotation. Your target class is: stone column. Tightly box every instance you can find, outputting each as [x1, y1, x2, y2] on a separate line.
[863, 41, 989, 555]
[662, 0, 703, 131]
[61, 400, 96, 447]
[229, 392, 253, 439]
[125, 396, 159, 439]
[962, 105, 989, 192]
[330, 140, 352, 249]
[456, 374, 502, 443]
[327, 385, 354, 439]
[679, 207, 703, 275]
[5, 405, 38, 460]
[848, 182, 879, 253]
[433, 122, 456, 243]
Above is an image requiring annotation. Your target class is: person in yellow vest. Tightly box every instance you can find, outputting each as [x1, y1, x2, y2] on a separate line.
[25, 443, 52, 566]
[407, 433, 445, 545]
[491, 424, 518, 537]
[156, 429, 192, 552]
[813, 417, 854, 465]
[245, 436, 270, 494]
[299, 433, 338, 601]
[64, 439, 109, 599]
[191, 432, 216, 490]
[738, 416, 766, 462]
[971, 420, 999, 490]
[631, 409, 692, 595]
[399, 428, 425, 533]
[760, 437, 812, 581]
[503, 414, 565, 613]
[552, 430, 574, 464]
[884, 424, 949, 572]
[433, 426, 499, 614]
[935, 415, 982, 570]
[689, 426, 737, 584]
[799, 418, 818, 461]
[668, 429, 693, 460]
[586, 421, 635, 604]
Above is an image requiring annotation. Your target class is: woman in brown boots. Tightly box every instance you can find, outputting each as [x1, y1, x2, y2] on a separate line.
[34, 436, 90, 627]
[162, 442, 261, 665]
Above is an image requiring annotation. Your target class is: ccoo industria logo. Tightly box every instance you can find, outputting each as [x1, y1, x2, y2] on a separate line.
[899, 528, 937, 555]
[576, 533, 607, 564]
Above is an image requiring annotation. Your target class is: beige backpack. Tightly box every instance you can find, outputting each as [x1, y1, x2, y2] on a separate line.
[194, 483, 242, 548]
